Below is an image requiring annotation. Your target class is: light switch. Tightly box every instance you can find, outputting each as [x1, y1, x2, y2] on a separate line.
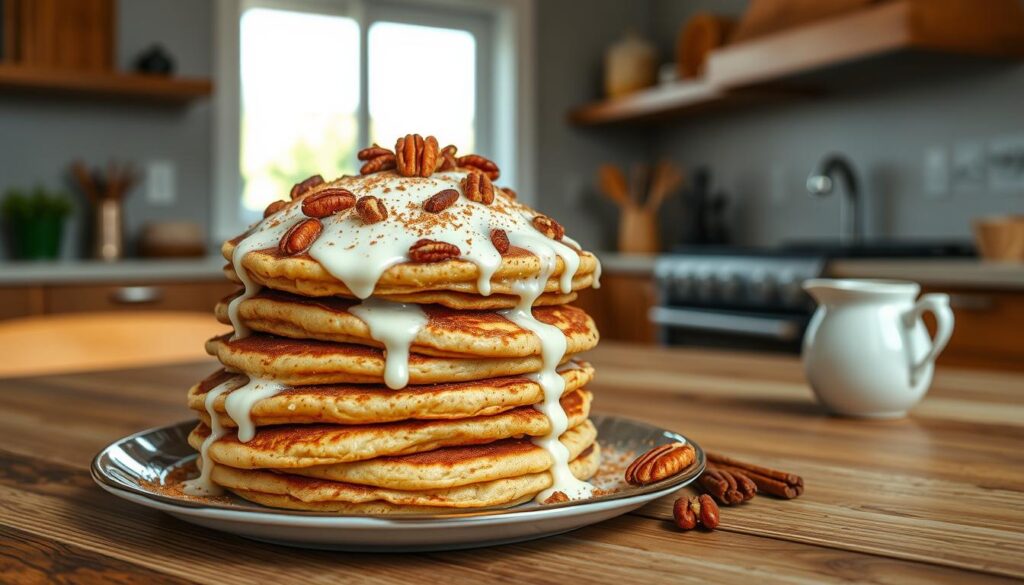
[145, 160, 177, 206]
[923, 146, 948, 199]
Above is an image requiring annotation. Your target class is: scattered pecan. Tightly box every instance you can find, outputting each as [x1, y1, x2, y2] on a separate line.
[356, 196, 388, 224]
[500, 187, 517, 200]
[358, 144, 396, 175]
[461, 170, 494, 205]
[290, 174, 325, 199]
[263, 200, 288, 218]
[457, 154, 500, 180]
[408, 238, 460, 262]
[532, 214, 565, 241]
[542, 491, 569, 505]
[673, 495, 719, 531]
[436, 145, 458, 171]
[279, 218, 322, 255]
[423, 189, 460, 213]
[624, 442, 695, 486]
[490, 228, 510, 254]
[301, 188, 356, 218]
[395, 134, 439, 177]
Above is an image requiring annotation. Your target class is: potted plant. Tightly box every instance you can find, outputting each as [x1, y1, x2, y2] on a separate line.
[1, 186, 73, 260]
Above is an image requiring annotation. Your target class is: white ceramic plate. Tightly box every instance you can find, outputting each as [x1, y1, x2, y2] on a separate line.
[92, 415, 704, 552]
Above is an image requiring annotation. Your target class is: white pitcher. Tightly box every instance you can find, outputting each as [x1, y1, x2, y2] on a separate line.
[801, 279, 954, 418]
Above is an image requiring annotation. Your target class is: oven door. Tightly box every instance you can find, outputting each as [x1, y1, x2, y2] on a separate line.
[649, 306, 809, 353]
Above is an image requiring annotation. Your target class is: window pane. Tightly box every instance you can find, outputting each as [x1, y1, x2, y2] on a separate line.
[368, 22, 476, 152]
[240, 8, 360, 215]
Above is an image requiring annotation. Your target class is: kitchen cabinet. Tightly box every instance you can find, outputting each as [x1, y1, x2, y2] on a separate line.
[926, 287, 1024, 372]
[0, 281, 236, 318]
[574, 273, 658, 344]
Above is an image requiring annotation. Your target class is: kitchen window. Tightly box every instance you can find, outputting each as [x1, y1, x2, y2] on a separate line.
[213, 0, 534, 240]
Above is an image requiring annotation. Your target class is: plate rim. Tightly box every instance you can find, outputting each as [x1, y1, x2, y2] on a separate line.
[91, 414, 705, 525]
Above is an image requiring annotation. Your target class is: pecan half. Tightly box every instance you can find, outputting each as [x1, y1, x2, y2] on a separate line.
[423, 189, 459, 213]
[395, 134, 440, 177]
[302, 188, 356, 218]
[263, 199, 288, 218]
[356, 196, 388, 224]
[532, 214, 565, 240]
[358, 144, 396, 175]
[490, 228, 510, 254]
[279, 218, 322, 255]
[457, 154, 500, 180]
[408, 238, 460, 262]
[499, 186, 517, 200]
[436, 145, 458, 171]
[624, 442, 695, 486]
[461, 170, 494, 205]
[673, 495, 719, 531]
[542, 491, 569, 505]
[290, 174, 325, 199]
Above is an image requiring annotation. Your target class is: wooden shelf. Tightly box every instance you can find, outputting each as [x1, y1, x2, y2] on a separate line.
[0, 65, 212, 104]
[569, 0, 1024, 126]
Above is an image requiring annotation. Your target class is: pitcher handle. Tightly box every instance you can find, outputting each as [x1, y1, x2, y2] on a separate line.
[902, 293, 955, 386]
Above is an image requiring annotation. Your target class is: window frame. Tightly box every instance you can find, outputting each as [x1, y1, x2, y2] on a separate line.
[212, 0, 536, 242]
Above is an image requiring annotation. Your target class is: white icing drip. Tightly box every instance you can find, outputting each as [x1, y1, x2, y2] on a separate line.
[350, 298, 428, 390]
[182, 376, 245, 496]
[224, 377, 286, 442]
[501, 235, 593, 502]
[183, 375, 286, 494]
[227, 205, 305, 339]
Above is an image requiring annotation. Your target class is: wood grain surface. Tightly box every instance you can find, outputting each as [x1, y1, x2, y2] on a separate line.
[0, 342, 1021, 584]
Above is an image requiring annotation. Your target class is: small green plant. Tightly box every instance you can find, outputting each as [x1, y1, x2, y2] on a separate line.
[1, 186, 72, 222]
[1, 185, 73, 260]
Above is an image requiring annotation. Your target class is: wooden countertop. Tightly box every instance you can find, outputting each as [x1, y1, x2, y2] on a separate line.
[1, 343, 1021, 583]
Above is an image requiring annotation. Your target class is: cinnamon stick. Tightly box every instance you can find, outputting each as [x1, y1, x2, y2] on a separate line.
[706, 452, 804, 499]
[698, 465, 757, 505]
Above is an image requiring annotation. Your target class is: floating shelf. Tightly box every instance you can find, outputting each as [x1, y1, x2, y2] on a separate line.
[569, 0, 1024, 126]
[0, 65, 213, 104]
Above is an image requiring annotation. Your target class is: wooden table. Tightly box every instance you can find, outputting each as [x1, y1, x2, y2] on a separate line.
[1, 342, 1021, 584]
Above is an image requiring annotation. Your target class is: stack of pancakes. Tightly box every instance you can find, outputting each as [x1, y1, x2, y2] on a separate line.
[183, 135, 603, 513]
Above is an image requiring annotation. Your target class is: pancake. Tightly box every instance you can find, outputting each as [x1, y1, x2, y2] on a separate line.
[208, 442, 600, 511]
[188, 363, 595, 426]
[293, 419, 597, 490]
[224, 264, 587, 311]
[205, 333, 576, 386]
[214, 289, 599, 358]
[227, 490, 533, 514]
[190, 390, 592, 468]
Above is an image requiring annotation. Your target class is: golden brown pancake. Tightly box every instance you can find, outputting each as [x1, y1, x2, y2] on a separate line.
[292, 420, 597, 490]
[214, 289, 599, 358]
[205, 333, 577, 386]
[208, 442, 600, 511]
[224, 265, 580, 310]
[188, 363, 594, 426]
[190, 390, 592, 468]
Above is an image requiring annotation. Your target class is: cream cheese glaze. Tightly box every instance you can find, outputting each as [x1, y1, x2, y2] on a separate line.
[209, 167, 600, 502]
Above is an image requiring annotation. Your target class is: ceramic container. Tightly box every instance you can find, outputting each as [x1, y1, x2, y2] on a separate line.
[802, 279, 954, 418]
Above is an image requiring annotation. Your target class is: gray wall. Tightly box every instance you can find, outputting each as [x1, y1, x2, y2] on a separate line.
[0, 0, 212, 259]
[532, 0, 654, 251]
[643, 0, 1024, 248]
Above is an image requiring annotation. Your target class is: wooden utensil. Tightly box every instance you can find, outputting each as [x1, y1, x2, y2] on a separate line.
[596, 161, 684, 254]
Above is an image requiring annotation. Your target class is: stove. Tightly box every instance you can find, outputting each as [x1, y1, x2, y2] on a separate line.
[651, 241, 974, 352]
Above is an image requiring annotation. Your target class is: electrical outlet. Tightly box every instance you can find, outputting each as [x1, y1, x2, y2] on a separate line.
[923, 146, 949, 199]
[951, 141, 986, 193]
[988, 135, 1024, 193]
[770, 164, 787, 206]
[145, 160, 177, 206]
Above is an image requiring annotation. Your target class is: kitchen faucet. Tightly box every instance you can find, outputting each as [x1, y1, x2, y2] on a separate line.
[806, 154, 863, 246]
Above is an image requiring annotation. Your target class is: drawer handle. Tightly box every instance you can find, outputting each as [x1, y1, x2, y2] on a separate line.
[110, 286, 164, 304]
